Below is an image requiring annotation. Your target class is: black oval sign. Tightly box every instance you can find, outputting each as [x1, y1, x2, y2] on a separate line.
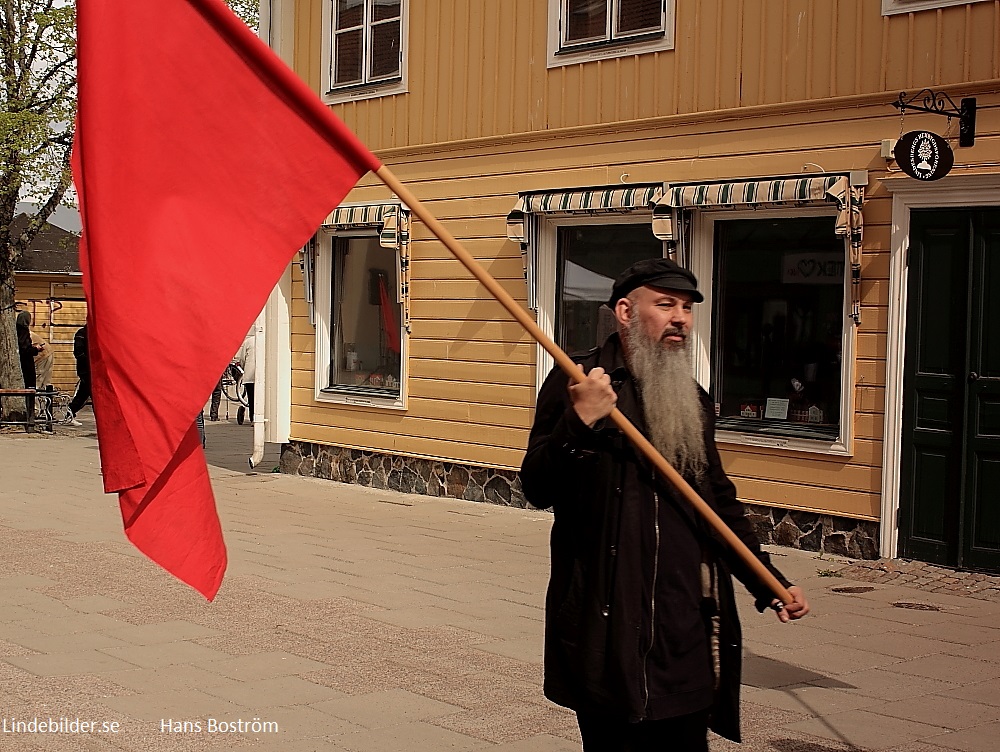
[894, 130, 954, 181]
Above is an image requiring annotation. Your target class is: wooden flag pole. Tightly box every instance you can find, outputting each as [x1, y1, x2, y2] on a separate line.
[376, 165, 793, 606]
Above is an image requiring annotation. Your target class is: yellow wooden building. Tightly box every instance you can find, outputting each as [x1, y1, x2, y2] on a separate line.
[12, 215, 85, 393]
[264, 0, 1000, 573]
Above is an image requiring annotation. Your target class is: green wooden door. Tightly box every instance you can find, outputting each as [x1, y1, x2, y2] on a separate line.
[900, 209, 1000, 572]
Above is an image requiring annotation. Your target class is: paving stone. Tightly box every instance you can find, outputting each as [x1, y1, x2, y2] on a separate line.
[100, 664, 243, 694]
[97, 688, 243, 723]
[473, 733, 582, 752]
[772, 641, 903, 676]
[61, 595, 132, 613]
[823, 667, 956, 701]
[922, 721, 1000, 752]
[909, 620, 1000, 647]
[98, 640, 234, 669]
[892, 653, 1000, 684]
[102, 620, 221, 646]
[741, 652, 851, 690]
[312, 688, 463, 729]
[6, 649, 140, 677]
[469, 637, 542, 664]
[336, 720, 483, 752]
[201, 674, 343, 707]
[868, 693, 1000, 731]
[741, 683, 873, 717]
[783, 708, 951, 749]
[255, 704, 362, 737]
[826, 631, 946, 660]
[2, 630, 131, 654]
[938, 679, 1000, 708]
[200, 651, 332, 681]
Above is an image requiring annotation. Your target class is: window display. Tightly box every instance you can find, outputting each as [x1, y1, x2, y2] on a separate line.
[329, 236, 402, 397]
[712, 217, 845, 440]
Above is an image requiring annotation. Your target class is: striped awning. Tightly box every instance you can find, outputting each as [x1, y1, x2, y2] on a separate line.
[663, 175, 845, 210]
[324, 202, 411, 333]
[506, 184, 664, 243]
[655, 174, 866, 323]
[323, 204, 401, 248]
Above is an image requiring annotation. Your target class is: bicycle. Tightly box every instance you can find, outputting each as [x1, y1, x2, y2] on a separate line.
[219, 360, 249, 423]
[35, 387, 75, 426]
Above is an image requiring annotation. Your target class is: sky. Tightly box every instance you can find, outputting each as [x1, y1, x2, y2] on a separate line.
[16, 202, 82, 232]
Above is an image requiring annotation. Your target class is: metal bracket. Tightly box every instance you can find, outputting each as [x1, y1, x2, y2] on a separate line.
[892, 89, 976, 147]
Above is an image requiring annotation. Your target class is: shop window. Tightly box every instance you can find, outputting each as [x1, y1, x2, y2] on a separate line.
[328, 236, 402, 399]
[324, 0, 406, 102]
[711, 216, 845, 442]
[555, 223, 662, 354]
[547, 0, 675, 67]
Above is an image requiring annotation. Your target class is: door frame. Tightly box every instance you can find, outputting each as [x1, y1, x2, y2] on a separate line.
[881, 173, 1000, 559]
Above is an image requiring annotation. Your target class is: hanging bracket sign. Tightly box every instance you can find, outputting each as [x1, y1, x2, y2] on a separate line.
[893, 130, 954, 181]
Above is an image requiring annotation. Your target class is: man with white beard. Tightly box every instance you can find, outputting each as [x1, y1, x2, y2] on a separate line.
[521, 258, 808, 752]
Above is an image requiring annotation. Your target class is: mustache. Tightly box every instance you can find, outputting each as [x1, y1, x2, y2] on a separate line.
[660, 327, 686, 340]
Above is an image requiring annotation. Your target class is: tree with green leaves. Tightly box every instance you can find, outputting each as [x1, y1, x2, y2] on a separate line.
[0, 0, 76, 409]
[0, 0, 257, 416]
[225, 0, 260, 29]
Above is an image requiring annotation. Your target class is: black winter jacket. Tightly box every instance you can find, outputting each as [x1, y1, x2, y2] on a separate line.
[520, 333, 791, 742]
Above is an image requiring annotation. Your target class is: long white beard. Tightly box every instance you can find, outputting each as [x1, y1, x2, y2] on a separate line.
[623, 318, 708, 480]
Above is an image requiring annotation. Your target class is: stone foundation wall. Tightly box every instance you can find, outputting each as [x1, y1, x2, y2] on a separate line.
[744, 504, 880, 560]
[279, 441, 528, 507]
[280, 441, 880, 560]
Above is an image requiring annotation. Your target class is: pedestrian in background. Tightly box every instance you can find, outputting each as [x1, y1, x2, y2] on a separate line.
[209, 377, 222, 421]
[15, 310, 42, 422]
[68, 324, 92, 426]
[235, 328, 255, 425]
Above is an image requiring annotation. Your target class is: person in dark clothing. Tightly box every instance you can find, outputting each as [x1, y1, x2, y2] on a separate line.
[68, 324, 92, 424]
[209, 377, 222, 421]
[15, 311, 42, 421]
[520, 258, 808, 752]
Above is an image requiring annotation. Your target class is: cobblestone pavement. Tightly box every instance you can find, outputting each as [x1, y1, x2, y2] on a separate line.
[831, 558, 1000, 602]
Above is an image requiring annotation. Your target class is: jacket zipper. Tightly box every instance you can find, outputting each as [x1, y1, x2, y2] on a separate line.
[641, 480, 660, 715]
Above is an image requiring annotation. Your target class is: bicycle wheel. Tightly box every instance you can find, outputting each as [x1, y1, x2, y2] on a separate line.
[42, 393, 74, 424]
[223, 380, 247, 406]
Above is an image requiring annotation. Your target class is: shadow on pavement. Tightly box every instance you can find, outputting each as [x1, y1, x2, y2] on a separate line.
[744, 653, 861, 751]
[771, 740, 860, 752]
[743, 653, 854, 691]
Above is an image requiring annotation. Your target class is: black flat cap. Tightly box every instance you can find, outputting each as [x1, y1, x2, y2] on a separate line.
[608, 257, 704, 307]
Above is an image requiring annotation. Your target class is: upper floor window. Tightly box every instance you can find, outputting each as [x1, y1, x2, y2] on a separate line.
[324, 0, 407, 103]
[563, 0, 663, 48]
[548, 0, 674, 68]
[882, 0, 991, 15]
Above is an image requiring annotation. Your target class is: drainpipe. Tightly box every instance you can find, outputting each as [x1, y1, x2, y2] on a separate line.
[249, 0, 273, 471]
[249, 314, 266, 469]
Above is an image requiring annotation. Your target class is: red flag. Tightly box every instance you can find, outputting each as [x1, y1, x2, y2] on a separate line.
[73, 0, 381, 599]
[377, 275, 401, 354]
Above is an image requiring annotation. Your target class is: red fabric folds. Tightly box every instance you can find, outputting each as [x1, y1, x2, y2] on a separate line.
[377, 275, 401, 354]
[73, 0, 381, 599]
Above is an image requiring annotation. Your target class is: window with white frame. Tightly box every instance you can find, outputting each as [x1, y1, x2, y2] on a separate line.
[548, 0, 674, 67]
[314, 228, 406, 407]
[324, 0, 406, 102]
[881, 0, 990, 15]
[534, 216, 665, 387]
[689, 210, 855, 452]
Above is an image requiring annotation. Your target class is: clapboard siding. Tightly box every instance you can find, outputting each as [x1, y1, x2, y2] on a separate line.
[301, 0, 1000, 151]
[288, 0, 1000, 520]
